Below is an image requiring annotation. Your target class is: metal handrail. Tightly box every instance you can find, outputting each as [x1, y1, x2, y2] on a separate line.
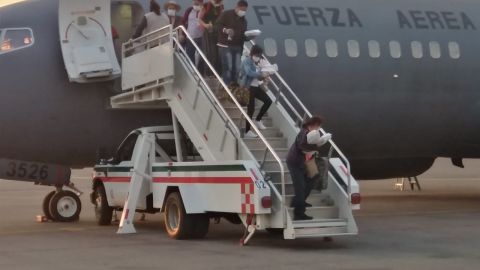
[173, 27, 287, 212]
[171, 35, 240, 138]
[123, 25, 173, 55]
[247, 40, 353, 198]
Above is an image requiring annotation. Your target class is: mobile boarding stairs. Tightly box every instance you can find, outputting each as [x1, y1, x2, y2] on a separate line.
[109, 25, 360, 242]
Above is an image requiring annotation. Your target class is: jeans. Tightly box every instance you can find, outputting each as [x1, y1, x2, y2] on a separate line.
[218, 46, 243, 85]
[186, 37, 204, 74]
[287, 162, 315, 216]
[246, 86, 272, 132]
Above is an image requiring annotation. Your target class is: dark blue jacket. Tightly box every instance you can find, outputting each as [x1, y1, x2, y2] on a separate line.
[286, 129, 322, 167]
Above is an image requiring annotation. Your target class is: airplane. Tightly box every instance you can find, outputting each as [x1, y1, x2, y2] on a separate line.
[0, 0, 479, 219]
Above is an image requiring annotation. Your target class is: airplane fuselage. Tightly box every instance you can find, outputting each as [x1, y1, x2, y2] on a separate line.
[1, 0, 479, 179]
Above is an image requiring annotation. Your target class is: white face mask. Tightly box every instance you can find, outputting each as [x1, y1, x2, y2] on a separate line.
[193, 5, 201, 11]
[167, 9, 176, 16]
[236, 10, 246, 17]
[252, 56, 260, 62]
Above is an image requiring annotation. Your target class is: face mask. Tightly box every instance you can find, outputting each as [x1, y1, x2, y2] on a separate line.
[252, 56, 260, 62]
[236, 10, 246, 17]
[167, 9, 176, 16]
[193, 5, 201, 11]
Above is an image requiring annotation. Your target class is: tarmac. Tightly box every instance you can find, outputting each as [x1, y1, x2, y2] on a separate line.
[0, 158, 479, 270]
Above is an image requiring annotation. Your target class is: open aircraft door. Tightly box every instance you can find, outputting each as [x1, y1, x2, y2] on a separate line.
[59, 0, 121, 83]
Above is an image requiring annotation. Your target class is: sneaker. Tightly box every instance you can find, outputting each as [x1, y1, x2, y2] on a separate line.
[305, 202, 313, 208]
[244, 130, 258, 138]
[255, 120, 267, 130]
[294, 214, 314, 221]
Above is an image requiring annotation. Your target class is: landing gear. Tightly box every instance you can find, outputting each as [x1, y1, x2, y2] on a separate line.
[49, 190, 82, 222]
[42, 189, 82, 222]
[42, 191, 56, 221]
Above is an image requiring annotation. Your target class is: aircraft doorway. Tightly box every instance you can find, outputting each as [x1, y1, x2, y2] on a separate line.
[111, 1, 145, 59]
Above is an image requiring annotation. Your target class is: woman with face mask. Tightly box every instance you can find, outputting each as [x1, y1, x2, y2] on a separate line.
[239, 45, 272, 139]
[199, 0, 224, 74]
[164, 1, 182, 28]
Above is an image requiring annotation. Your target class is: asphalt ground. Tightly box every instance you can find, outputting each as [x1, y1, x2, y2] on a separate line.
[0, 158, 479, 270]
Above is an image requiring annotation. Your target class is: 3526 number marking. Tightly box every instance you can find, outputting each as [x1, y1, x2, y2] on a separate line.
[6, 162, 48, 180]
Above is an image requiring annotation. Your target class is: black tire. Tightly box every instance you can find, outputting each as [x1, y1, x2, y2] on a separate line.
[93, 185, 113, 226]
[42, 191, 56, 221]
[164, 192, 209, 239]
[49, 190, 82, 222]
[190, 214, 209, 239]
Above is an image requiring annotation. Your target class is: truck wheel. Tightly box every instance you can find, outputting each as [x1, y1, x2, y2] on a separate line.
[49, 190, 82, 222]
[42, 191, 56, 221]
[164, 192, 196, 239]
[93, 185, 113, 225]
[190, 214, 209, 239]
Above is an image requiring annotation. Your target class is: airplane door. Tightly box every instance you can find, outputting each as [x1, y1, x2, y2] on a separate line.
[59, 0, 121, 83]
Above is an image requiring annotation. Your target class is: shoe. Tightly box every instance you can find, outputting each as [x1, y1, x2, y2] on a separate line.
[244, 130, 258, 138]
[305, 202, 313, 208]
[294, 214, 314, 221]
[255, 120, 267, 130]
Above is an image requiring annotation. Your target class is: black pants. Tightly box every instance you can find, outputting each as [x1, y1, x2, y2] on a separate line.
[287, 162, 315, 216]
[245, 86, 272, 132]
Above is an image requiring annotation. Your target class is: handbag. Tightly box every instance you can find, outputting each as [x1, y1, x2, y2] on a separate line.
[305, 152, 320, 179]
[231, 85, 250, 106]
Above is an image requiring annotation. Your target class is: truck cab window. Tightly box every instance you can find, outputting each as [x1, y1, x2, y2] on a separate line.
[0, 28, 34, 54]
[115, 133, 139, 163]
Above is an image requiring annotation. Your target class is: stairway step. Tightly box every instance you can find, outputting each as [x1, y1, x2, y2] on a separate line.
[266, 170, 292, 183]
[293, 218, 347, 229]
[293, 226, 350, 238]
[224, 106, 266, 118]
[288, 206, 339, 220]
[244, 137, 287, 149]
[285, 193, 334, 207]
[251, 148, 289, 160]
[232, 117, 273, 127]
[260, 160, 288, 171]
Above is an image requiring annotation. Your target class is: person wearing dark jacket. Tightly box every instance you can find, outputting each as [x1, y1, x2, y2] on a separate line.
[215, 0, 249, 85]
[286, 116, 331, 220]
[199, 0, 224, 74]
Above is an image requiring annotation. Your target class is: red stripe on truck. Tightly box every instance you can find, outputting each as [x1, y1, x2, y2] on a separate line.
[153, 177, 252, 184]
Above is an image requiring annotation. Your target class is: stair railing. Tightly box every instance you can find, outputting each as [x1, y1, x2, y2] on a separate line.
[173, 26, 288, 224]
[247, 40, 353, 200]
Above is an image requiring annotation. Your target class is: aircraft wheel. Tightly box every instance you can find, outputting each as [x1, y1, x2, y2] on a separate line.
[49, 190, 82, 222]
[42, 191, 56, 221]
[93, 185, 113, 225]
[164, 192, 208, 239]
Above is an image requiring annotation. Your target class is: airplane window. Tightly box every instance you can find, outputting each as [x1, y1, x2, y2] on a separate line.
[284, 39, 298, 58]
[347, 40, 360, 58]
[325, 39, 338, 58]
[263, 38, 277, 57]
[0, 28, 34, 55]
[448, 42, 461, 59]
[389, 41, 402, 59]
[368, 40, 380, 58]
[411, 41, 424, 59]
[305, 39, 318, 58]
[429, 41, 441, 59]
